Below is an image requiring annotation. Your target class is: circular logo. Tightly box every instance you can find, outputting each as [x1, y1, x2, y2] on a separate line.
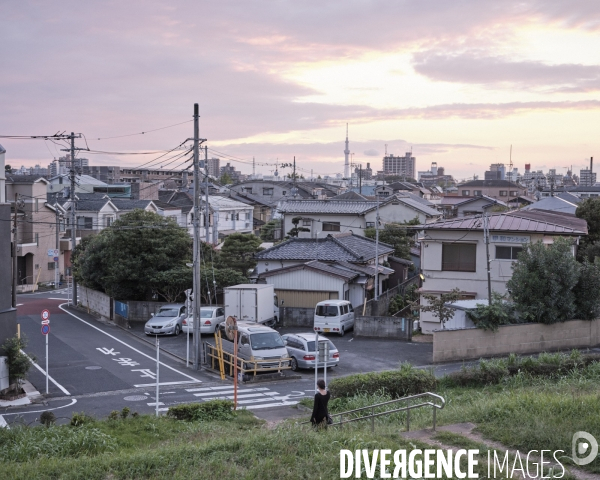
[573, 432, 598, 466]
[41, 309, 50, 321]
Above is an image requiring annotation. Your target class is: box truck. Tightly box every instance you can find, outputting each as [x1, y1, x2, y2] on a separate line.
[223, 284, 279, 326]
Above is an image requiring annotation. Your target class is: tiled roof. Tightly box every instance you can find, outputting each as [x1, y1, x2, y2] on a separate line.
[334, 260, 394, 276]
[67, 199, 115, 212]
[259, 260, 359, 281]
[278, 199, 383, 214]
[6, 174, 47, 184]
[522, 196, 577, 214]
[458, 179, 525, 188]
[557, 192, 582, 204]
[568, 186, 600, 192]
[255, 233, 393, 262]
[416, 210, 587, 234]
[332, 191, 370, 201]
[396, 196, 441, 216]
[110, 199, 154, 210]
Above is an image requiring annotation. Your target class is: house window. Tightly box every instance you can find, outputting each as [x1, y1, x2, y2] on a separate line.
[243, 187, 253, 194]
[235, 213, 239, 220]
[105, 216, 112, 227]
[302, 219, 311, 226]
[462, 190, 470, 196]
[48, 262, 55, 270]
[263, 188, 274, 195]
[379, 191, 389, 196]
[322, 222, 341, 232]
[496, 246, 522, 260]
[442, 243, 476, 272]
[509, 191, 518, 196]
[366, 222, 375, 228]
[344, 290, 350, 301]
[245, 213, 250, 220]
[282, 191, 287, 196]
[473, 190, 482, 196]
[499, 190, 508, 196]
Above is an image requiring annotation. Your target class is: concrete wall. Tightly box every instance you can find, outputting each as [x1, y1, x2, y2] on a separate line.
[79, 286, 112, 322]
[433, 319, 600, 363]
[127, 300, 173, 323]
[0, 204, 17, 354]
[279, 307, 314, 327]
[355, 315, 413, 340]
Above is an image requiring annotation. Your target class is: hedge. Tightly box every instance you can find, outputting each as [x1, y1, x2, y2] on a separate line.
[166, 400, 235, 422]
[328, 364, 436, 399]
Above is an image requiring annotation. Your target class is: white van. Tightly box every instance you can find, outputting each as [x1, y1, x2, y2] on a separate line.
[313, 300, 355, 337]
[216, 322, 290, 369]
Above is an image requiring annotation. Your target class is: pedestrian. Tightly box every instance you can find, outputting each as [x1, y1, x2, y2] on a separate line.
[310, 378, 331, 428]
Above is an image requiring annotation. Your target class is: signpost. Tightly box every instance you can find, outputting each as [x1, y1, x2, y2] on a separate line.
[41, 310, 50, 394]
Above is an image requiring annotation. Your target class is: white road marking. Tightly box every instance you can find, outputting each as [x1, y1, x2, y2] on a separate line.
[0, 415, 9, 429]
[20, 349, 71, 396]
[192, 387, 268, 397]
[146, 402, 165, 406]
[186, 385, 235, 392]
[16, 304, 23, 306]
[134, 381, 201, 388]
[59, 304, 203, 384]
[1, 398, 78, 416]
[243, 401, 298, 410]
[228, 392, 280, 401]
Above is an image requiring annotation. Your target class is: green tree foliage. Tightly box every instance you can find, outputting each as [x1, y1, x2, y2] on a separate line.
[364, 218, 419, 260]
[5, 164, 12, 173]
[219, 233, 262, 275]
[72, 210, 192, 300]
[219, 172, 233, 185]
[287, 216, 310, 237]
[260, 219, 281, 241]
[576, 198, 600, 261]
[1, 334, 33, 390]
[575, 259, 600, 320]
[420, 288, 461, 328]
[507, 238, 579, 324]
[199, 267, 247, 304]
[153, 266, 193, 303]
[465, 293, 520, 331]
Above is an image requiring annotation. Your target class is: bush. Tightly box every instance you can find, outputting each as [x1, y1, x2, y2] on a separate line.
[107, 411, 120, 421]
[40, 411, 56, 427]
[121, 407, 130, 419]
[465, 293, 520, 331]
[166, 400, 235, 422]
[328, 363, 436, 399]
[70, 412, 95, 427]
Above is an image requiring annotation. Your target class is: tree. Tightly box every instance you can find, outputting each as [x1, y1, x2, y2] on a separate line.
[465, 292, 519, 331]
[287, 216, 310, 238]
[420, 288, 461, 328]
[364, 219, 419, 260]
[260, 219, 281, 241]
[199, 267, 247, 304]
[1, 334, 34, 392]
[5, 164, 12, 173]
[72, 210, 192, 300]
[219, 233, 263, 274]
[575, 259, 600, 320]
[576, 198, 600, 261]
[219, 172, 233, 185]
[153, 266, 193, 303]
[507, 238, 579, 324]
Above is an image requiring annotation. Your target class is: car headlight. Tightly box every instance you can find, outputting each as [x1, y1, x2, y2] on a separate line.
[280, 354, 287, 359]
[254, 356, 264, 360]
[165, 321, 174, 327]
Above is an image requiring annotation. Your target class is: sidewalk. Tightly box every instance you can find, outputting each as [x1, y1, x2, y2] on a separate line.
[0, 380, 43, 408]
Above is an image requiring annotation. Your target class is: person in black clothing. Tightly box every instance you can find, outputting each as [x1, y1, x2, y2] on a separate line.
[310, 379, 331, 428]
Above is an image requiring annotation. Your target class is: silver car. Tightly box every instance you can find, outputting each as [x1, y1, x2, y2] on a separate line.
[144, 304, 186, 336]
[182, 306, 225, 334]
[281, 333, 340, 371]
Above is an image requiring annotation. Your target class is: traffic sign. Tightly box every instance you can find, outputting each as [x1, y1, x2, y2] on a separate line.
[53, 249, 59, 256]
[41, 324, 50, 335]
[47, 249, 54, 257]
[53, 256, 59, 262]
[41, 309, 50, 321]
[41, 319, 50, 325]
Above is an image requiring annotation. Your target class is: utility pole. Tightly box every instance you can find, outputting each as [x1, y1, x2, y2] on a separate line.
[192, 104, 203, 369]
[252, 156, 255, 178]
[55, 199, 59, 289]
[292, 156, 297, 197]
[374, 184, 380, 300]
[205, 146, 210, 244]
[12, 193, 18, 308]
[483, 212, 492, 306]
[359, 165, 363, 195]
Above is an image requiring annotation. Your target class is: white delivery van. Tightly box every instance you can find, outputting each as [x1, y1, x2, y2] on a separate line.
[313, 300, 355, 337]
[216, 321, 290, 369]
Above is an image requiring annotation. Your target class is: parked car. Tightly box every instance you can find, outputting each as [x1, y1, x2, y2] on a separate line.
[313, 299, 355, 336]
[182, 306, 225, 334]
[144, 304, 187, 336]
[281, 332, 340, 371]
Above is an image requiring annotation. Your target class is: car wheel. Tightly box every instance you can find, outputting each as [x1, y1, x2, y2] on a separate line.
[340, 327, 345, 337]
[174, 324, 181, 336]
[290, 357, 298, 371]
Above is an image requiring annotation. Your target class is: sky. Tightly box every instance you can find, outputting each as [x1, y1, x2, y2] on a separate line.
[2, 0, 600, 181]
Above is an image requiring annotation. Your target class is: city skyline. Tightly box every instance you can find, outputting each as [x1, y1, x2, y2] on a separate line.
[2, 1, 600, 179]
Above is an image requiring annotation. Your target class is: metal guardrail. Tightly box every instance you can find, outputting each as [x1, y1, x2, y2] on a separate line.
[303, 392, 445, 432]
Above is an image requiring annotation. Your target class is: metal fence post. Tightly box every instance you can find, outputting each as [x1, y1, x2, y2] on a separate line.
[406, 404, 410, 432]
[433, 406, 437, 431]
[371, 406, 375, 432]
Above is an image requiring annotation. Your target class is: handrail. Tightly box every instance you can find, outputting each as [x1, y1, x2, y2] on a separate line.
[302, 392, 445, 432]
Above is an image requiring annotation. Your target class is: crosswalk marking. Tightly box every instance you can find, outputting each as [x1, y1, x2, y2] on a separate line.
[244, 401, 299, 410]
[186, 385, 233, 393]
[192, 387, 269, 397]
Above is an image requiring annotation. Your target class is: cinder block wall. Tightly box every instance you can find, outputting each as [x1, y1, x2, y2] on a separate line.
[78, 286, 111, 321]
[355, 316, 413, 340]
[433, 320, 600, 362]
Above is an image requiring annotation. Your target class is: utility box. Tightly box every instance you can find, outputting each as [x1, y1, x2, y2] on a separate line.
[0, 356, 9, 391]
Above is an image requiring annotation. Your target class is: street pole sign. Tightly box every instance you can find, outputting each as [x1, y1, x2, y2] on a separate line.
[41, 309, 50, 394]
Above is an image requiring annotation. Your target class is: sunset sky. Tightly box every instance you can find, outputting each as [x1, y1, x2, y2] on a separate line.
[2, 1, 600, 181]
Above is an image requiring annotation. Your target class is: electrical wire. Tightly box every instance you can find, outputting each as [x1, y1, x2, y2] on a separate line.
[93, 120, 193, 141]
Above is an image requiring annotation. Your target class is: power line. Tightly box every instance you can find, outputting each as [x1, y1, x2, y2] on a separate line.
[93, 120, 193, 140]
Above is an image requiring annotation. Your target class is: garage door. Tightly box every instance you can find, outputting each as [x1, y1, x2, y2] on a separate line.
[275, 290, 338, 308]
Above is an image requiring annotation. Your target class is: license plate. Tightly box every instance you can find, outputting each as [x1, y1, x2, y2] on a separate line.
[323, 328, 330, 333]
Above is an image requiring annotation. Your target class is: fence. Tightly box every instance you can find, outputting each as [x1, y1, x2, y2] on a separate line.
[205, 342, 291, 378]
[363, 275, 420, 317]
[354, 315, 412, 340]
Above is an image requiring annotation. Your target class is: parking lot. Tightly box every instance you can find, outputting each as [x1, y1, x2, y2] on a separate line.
[127, 322, 433, 379]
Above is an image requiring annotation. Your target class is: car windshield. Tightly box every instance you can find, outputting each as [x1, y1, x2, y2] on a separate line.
[250, 332, 285, 350]
[156, 309, 179, 317]
[200, 310, 213, 318]
[307, 340, 335, 352]
[316, 305, 339, 317]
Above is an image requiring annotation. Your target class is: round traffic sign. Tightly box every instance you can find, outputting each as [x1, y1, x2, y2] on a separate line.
[41, 324, 50, 335]
[41, 309, 50, 321]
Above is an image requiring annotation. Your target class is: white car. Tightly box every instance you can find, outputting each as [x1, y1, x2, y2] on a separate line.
[182, 306, 225, 334]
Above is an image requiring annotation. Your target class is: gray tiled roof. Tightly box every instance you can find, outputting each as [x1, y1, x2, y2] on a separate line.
[396, 197, 441, 216]
[278, 199, 381, 214]
[522, 196, 577, 214]
[458, 179, 525, 188]
[5, 174, 46, 183]
[332, 191, 369, 201]
[110, 199, 154, 210]
[67, 199, 114, 212]
[255, 233, 393, 262]
[259, 260, 360, 280]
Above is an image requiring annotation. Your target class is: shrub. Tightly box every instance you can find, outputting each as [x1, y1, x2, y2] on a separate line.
[121, 407, 130, 419]
[108, 410, 120, 421]
[1, 334, 34, 388]
[40, 411, 56, 427]
[70, 412, 95, 427]
[328, 363, 436, 399]
[167, 400, 235, 422]
[465, 293, 520, 331]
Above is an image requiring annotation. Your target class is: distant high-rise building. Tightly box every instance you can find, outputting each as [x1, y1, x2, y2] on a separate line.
[207, 157, 220, 178]
[485, 163, 506, 180]
[382, 152, 415, 179]
[580, 168, 596, 186]
[48, 155, 89, 177]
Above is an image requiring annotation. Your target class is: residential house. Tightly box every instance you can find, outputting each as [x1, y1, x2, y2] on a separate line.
[229, 180, 343, 207]
[110, 199, 158, 219]
[564, 185, 600, 199]
[47, 174, 110, 195]
[207, 196, 254, 242]
[454, 180, 528, 200]
[278, 194, 441, 238]
[0, 144, 16, 348]
[62, 197, 119, 238]
[6, 175, 67, 290]
[522, 196, 579, 215]
[415, 210, 588, 333]
[255, 233, 394, 308]
[454, 195, 507, 217]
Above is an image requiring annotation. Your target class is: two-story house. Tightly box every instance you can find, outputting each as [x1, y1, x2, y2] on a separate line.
[415, 210, 588, 333]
